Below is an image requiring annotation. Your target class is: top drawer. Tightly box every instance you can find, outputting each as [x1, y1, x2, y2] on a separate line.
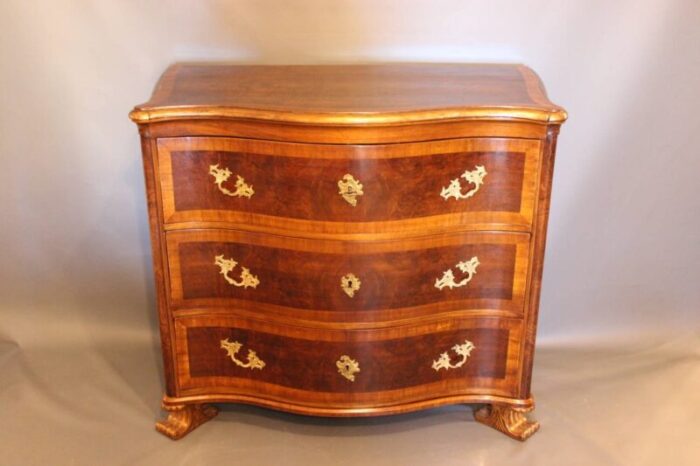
[156, 137, 541, 235]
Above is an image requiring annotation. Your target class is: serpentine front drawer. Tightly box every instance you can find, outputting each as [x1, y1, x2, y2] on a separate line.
[156, 137, 541, 235]
[172, 314, 523, 408]
[165, 229, 530, 321]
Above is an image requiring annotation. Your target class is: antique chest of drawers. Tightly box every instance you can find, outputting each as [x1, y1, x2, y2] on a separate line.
[129, 63, 566, 441]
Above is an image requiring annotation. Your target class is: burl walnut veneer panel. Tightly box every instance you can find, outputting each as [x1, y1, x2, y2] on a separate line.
[173, 315, 523, 404]
[166, 229, 529, 321]
[157, 137, 541, 235]
[186, 326, 509, 391]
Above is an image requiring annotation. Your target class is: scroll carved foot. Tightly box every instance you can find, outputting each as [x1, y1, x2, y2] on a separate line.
[473, 404, 540, 441]
[156, 402, 218, 440]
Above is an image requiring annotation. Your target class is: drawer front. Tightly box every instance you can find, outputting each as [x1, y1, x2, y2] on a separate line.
[157, 137, 540, 234]
[166, 230, 530, 320]
[174, 315, 522, 401]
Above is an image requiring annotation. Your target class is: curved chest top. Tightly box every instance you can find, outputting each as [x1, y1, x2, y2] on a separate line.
[129, 63, 567, 125]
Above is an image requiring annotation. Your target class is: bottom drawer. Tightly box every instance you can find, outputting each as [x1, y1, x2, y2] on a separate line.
[173, 314, 523, 408]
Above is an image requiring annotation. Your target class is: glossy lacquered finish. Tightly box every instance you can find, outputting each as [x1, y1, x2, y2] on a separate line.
[166, 229, 530, 320]
[157, 137, 541, 235]
[174, 315, 522, 401]
[131, 63, 566, 441]
[130, 63, 566, 124]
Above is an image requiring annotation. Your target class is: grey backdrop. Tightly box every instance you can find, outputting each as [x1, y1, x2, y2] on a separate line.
[1, 1, 698, 465]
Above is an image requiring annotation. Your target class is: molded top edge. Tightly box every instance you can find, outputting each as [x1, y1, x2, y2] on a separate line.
[130, 63, 567, 125]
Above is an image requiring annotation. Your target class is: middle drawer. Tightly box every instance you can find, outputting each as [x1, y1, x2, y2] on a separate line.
[166, 230, 530, 321]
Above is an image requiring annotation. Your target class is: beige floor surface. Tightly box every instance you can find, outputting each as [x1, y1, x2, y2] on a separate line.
[0, 333, 698, 466]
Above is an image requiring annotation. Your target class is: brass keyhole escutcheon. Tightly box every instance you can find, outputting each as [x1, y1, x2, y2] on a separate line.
[340, 273, 361, 298]
[336, 355, 360, 382]
[337, 174, 364, 206]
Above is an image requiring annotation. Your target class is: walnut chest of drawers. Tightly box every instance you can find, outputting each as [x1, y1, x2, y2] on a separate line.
[130, 63, 566, 441]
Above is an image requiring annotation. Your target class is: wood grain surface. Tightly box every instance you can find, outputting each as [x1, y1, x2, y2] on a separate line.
[130, 63, 566, 124]
[158, 137, 541, 236]
[130, 63, 566, 438]
[173, 314, 523, 405]
[144, 118, 550, 144]
[166, 229, 530, 321]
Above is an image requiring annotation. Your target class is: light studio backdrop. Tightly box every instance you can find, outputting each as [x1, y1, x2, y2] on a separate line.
[1, 1, 698, 465]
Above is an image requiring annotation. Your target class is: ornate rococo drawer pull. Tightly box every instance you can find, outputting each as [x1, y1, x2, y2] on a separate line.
[336, 355, 360, 381]
[340, 273, 361, 298]
[440, 165, 487, 201]
[435, 256, 479, 290]
[220, 339, 266, 370]
[337, 174, 364, 206]
[432, 340, 476, 371]
[214, 255, 260, 289]
[208, 164, 254, 198]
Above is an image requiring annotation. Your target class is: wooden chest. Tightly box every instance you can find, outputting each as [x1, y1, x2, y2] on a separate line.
[130, 63, 566, 441]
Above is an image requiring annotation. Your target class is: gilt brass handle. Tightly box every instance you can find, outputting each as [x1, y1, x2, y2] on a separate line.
[336, 355, 360, 381]
[209, 164, 254, 198]
[435, 256, 479, 290]
[440, 165, 487, 201]
[337, 174, 363, 206]
[220, 339, 265, 370]
[214, 255, 260, 289]
[432, 340, 476, 371]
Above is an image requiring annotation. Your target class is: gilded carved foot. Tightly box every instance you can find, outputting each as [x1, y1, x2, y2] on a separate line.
[156, 402, 219, 440]
[473, 404, 540, 441]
